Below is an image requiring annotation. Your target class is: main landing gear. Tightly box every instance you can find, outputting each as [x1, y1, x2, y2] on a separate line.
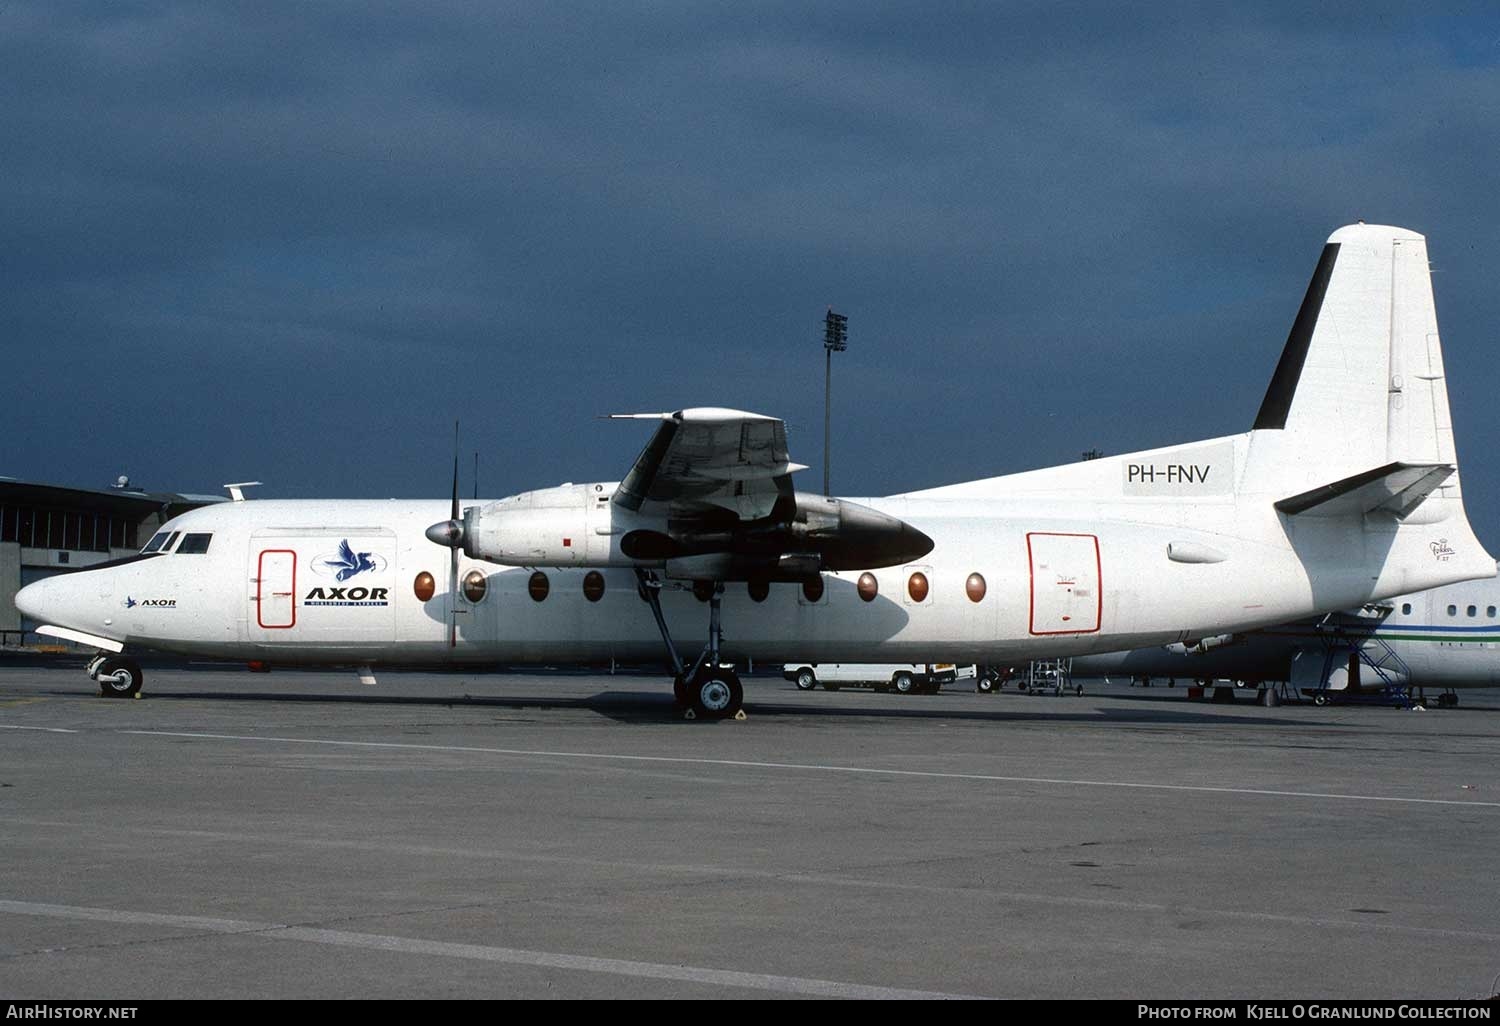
[87, 653, 144, 698]
[637, 570, 745, 721]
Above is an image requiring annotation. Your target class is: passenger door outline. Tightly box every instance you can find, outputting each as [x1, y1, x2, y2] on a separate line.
[1027, 532, 1101, 635]
[256, 549, 297, 629]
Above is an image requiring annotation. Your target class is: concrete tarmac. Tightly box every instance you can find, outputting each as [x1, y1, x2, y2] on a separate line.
[1, 663, 1497, 999]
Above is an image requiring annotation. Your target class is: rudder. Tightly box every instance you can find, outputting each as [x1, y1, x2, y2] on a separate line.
[1243, 224, 1461, 503]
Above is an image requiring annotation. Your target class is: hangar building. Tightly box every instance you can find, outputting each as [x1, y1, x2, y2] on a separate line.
[0, 478, 222, 644]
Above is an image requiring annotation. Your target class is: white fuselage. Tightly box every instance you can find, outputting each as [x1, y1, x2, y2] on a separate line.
[23, 451, 1492, 669]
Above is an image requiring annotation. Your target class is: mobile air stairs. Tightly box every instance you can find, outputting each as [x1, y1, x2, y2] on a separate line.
[1018, 657, 1083, 697]
[1303, 605, 1416, 709]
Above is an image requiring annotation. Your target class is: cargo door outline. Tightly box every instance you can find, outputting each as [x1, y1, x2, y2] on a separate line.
[1027, 532, 1101, 635]
[256, 549, 297, 629]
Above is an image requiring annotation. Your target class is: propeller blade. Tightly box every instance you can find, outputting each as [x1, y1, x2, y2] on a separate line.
[451, 421, 460, 522]
[450, 421, 459, 648]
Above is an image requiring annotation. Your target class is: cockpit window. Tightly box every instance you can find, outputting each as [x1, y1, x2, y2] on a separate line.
[141, 531, 171, 554]
[177, 533, 213, 554]
[157, 531, 180, 553]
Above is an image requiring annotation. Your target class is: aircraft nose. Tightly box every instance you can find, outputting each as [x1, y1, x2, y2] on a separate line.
[14, 576, 60, 624]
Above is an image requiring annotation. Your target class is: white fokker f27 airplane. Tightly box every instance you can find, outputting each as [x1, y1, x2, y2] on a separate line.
[17, 224, 1496, 718]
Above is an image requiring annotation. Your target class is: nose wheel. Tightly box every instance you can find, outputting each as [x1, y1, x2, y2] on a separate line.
[93, 656, 144, 698]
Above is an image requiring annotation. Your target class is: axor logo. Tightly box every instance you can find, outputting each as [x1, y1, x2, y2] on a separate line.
[304, 586, 389, 607]
[123, 596, 176, 609]
[310, 539, 389, 581]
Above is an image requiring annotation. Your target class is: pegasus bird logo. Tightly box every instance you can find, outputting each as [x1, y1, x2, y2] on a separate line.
[123, 596, 137, 609]
[324, 539, 379, 581]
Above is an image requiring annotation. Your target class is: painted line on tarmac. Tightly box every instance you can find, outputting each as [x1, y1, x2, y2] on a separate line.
[0, 899, 979, 999]
[12, 817, 1500, 944]
[119, 730, 1500, 808]
[0, 723, 77, 733]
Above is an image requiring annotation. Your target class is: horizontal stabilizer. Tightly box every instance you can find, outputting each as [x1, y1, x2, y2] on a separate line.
[1274, 462, 1453, 518]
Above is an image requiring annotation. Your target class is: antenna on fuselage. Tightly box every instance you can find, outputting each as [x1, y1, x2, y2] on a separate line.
[223, 481, 263, 502]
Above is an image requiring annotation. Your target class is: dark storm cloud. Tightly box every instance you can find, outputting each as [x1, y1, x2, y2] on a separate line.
[3, 2, 1498, 537]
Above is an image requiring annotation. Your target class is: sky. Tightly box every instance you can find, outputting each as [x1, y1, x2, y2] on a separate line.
[4, 3, 1500, 538]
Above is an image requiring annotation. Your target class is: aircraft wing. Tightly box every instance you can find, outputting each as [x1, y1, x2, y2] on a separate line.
[609, 408, 807, 519]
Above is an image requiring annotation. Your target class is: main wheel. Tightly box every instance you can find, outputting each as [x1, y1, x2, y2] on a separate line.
[691, 668, 743, 719]
[977, 675, 995, 694]
[893, 672, 915, 694]
[794, 668, 817, 691]
[97, 657, 143, 698]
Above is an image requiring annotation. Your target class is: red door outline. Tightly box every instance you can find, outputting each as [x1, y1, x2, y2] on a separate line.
[1027, 532, 1102, 636]
[256, 549, 297, 629]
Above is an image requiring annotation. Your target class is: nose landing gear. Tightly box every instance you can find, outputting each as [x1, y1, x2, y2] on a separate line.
[91, 656, 144, 698]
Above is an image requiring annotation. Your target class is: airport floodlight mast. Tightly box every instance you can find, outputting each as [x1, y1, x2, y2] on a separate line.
[823, 308, 848, 495]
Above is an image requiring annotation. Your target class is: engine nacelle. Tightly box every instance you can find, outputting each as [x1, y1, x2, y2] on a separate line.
[459, 484, 599, 565]
[1167, 633, 1242, 655]
[435, 484, 933, 576]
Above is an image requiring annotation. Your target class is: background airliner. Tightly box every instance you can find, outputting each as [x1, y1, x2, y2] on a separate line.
[16, 224, 1495, 719]
[1071, 575, 1500, 707]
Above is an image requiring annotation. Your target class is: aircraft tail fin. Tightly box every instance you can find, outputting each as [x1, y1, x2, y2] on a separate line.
[1242, 224, 1461, 499]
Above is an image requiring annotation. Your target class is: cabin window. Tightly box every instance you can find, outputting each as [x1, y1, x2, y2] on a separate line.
[747, 579, 769, 603]
[692, 580, 715, 602]
[802, 576, 824, 603]
[908, 571, 929, 603]
[463, 570, 487, 603]
[413, 571, 435, 602]
[1489, 606, 1496, 618]
[177, 533, 213, 554]
[1448, 605, 1457, 616]
[1468, 605, 1477, 618]
[1401, 603, 1411, 615]
[857, 573, 878, 602]
[528, 571, 550, 602]
[141, 532, 171, 554]
[582, 571, 605, 602]
[966, 572, 986, 603]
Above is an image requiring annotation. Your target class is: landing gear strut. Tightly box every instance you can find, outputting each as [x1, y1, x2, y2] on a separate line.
[637, 570, 744, 720]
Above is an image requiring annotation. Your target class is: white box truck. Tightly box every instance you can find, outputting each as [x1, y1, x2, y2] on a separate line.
[781, 662, 964, 694]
